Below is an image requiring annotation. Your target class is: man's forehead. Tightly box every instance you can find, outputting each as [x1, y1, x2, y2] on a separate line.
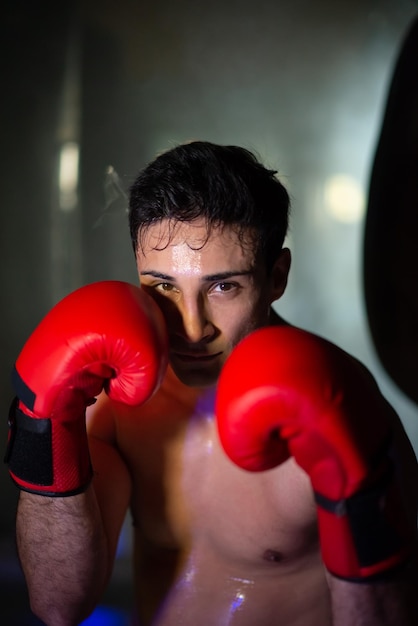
[136, 218, 261, 279]
[141, 219, 209, 249]
[138, 218, 257, 253]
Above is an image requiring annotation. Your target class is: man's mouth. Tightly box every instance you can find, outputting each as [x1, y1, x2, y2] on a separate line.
[172, 351, 222, 363]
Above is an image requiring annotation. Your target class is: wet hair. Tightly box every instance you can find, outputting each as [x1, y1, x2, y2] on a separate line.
[129, 141, 290, 272]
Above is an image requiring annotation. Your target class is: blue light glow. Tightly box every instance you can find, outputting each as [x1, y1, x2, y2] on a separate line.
[80, 605, 130, 626]
[230, 592, 245, 613]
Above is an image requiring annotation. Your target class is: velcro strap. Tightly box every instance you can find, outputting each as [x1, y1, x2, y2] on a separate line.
[5, 399, 53, 486]
[315, 464, 405, 569]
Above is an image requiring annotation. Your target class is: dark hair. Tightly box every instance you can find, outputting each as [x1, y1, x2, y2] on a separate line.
[129, 141, 290, 272]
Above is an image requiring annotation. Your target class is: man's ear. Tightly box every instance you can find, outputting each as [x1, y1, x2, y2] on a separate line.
[269, 247, 291, 302]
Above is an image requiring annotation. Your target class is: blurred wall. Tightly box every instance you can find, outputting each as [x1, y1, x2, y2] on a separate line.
[1, 0, 417, 539]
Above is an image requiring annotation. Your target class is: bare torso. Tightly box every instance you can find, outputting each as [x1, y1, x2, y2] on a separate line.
[103, 372, 332, 626]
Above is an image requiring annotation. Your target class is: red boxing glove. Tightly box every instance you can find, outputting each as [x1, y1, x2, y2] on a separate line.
[216, 325, 415, 581]
[5, 281, 168, 496]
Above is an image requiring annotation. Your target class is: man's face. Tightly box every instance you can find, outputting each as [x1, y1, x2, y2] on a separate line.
[136, 218, 289, 387]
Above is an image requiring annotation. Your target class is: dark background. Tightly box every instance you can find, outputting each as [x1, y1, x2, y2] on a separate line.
[1, 1, 417, 623]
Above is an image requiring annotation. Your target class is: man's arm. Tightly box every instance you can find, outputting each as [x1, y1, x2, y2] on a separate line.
[326, 414, 418, 626]
[17, 488, 108, 626]
[216, 325, 418, 624]
[16, 434, 132, 626]
[327, 564, 418, 626]
[6, 281, 167, 626]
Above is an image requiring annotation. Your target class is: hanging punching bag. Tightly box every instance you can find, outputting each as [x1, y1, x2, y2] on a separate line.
[364, 17, 418, 406]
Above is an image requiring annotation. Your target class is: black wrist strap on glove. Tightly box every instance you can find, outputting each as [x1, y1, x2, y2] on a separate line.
[5, 397, 54, 487]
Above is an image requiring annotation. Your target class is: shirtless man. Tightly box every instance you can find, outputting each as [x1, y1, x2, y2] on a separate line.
[6, 142, 418, 625]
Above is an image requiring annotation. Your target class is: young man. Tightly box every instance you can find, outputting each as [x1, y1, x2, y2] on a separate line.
[7, 142, 418, 626]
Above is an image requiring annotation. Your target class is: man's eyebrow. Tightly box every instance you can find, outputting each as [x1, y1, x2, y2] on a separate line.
[140, 270, 176, 281]
[139, 270, 254, 282]
[201, 270, 254, 281]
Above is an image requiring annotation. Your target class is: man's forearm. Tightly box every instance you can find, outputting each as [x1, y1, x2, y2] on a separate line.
[327, 564, 418, 626]
[16, 486, 109, 626]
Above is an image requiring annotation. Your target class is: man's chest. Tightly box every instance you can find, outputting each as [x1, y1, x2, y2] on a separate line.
[118, 396, 319, 565]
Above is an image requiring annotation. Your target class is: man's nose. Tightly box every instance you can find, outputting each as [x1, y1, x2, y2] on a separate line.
[175, 297, 215, 344]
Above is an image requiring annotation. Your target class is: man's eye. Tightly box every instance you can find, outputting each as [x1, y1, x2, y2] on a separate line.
[214, 282, 236, 293]
[156, 282, 175, 292]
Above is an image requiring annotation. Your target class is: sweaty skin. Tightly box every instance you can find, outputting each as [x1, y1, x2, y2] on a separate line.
[85, 219, 417, 625]
[135, 219, 291, 388]
[87, 219, 331, 625]
[89, 373, 331, 626]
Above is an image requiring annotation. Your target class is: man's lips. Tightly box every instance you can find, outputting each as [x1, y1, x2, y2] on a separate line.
[172, 351, 222, 362]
